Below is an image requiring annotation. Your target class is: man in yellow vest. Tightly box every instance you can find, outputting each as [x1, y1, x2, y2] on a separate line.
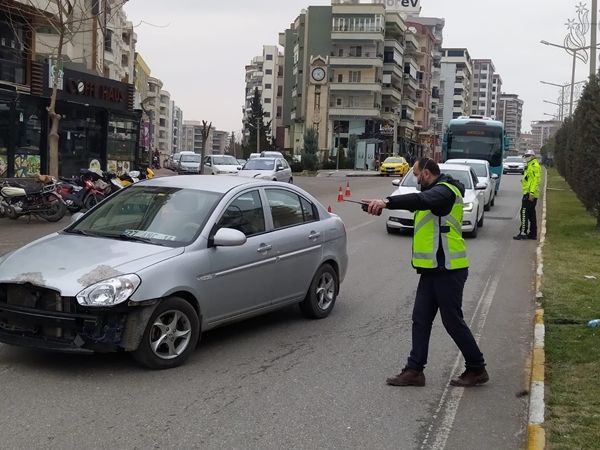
[514, 149, 541, 240]
[364, 158, 488, 387]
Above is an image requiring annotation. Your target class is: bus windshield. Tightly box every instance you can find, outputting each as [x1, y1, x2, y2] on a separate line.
[447, 125, 503, 167]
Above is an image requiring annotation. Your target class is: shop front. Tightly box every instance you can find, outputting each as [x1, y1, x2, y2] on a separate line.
[0, 63, 139, 179]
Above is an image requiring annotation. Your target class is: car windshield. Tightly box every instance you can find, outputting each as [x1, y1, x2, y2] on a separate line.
[67, 186, 221, 247]
[447, 125, 503, 166]
[181, 154, 201, 163]
[447, 161, 487, 177]
[243, 159, 275, 170]
[505, 157, 522, 162]
[442, 169, 473, 190]
[401, 170, 418, 187]
[213, 156, 238, 166]
[384, 157, 406, 164]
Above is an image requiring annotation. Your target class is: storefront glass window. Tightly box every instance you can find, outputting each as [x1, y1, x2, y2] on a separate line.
[0, 102, 9, 177]
[107, 115, 138, 175]
[0, 16, 27, 85]
[58, 105, 103, 178]
[14, 100, 42, 177]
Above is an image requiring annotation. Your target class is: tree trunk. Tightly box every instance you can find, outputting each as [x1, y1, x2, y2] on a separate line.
[47, 106, 61, 177]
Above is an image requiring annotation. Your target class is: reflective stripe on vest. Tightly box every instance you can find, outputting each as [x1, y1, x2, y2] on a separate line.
[412, 181, 470, 270]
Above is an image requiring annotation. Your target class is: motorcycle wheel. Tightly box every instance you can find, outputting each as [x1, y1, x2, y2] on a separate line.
[39, 193, 67, 222]
[83, 193, 103, 211]
[7, 206, 18, 220]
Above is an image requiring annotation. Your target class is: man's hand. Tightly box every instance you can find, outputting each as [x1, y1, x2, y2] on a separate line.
[528, 193, 535, 202]
[362, 199, 386, 216]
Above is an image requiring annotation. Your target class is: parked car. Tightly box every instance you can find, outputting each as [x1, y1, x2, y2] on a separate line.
[170, 152, 181, 171]
[503, 156, 525, 174]
[248, 153, 261, 160]
[445, 158, 497, 211]
[237, 157, 293, 183]
[386, 164, 486, 238]
[379, 156, 409, 177]
[237, 159, 247, 167]
[177, 152, 201, 174]
[0, 176, 348, 369]
[260, 151, 284, 158]
[203, 155, 240, 175]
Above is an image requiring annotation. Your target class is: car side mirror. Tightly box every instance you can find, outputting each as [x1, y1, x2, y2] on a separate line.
[491, 173, 499, 180]
[71, 212, 85, 223]
[213, 228, 247, 247]
[237, 166, 242, 170]
[476, 182, 487, 190]
[392, 179, 401, 187]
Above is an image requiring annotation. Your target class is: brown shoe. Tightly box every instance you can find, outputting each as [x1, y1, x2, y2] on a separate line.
[450, 368, 489, 387]
[386, 367, 425, 387]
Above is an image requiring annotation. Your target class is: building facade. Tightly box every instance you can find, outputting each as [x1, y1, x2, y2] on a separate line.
[103, 1, 136, 83]
[439, 48, 472, 131]
[171, 102, 183, 155]
[212, 130, 229, 154]
[491, 74, 503, 120]
[182, 121, 214, 154]
[531, 120, 561, 153]
[471, 59, 496, 117]
[498, 93, 523, 151]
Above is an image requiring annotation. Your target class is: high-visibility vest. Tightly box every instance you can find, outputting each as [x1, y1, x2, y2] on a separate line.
[412, 182, 469, 270]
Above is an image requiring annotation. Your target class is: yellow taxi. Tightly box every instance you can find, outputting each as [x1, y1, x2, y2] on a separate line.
[379, 156, 409, 177]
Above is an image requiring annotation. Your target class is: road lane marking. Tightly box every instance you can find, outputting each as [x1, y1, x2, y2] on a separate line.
[348, 220, 377, 233]
[420, 261, 505, 450]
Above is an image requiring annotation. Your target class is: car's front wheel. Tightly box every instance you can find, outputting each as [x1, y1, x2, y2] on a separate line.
[299, 264, 339, 319]
[133, 297, 200, 370]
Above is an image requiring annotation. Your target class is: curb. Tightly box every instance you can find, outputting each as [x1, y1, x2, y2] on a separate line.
[527, 169, 548, 450]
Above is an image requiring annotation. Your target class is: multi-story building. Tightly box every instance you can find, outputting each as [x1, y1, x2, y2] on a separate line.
[498, 93, 523, 151]
[243, 45, 282, 144]
[171, 102, 183, 154]
[471, 59, 496, 117]
[155, 90, 171, 158]
[531, 120, 561, 153]
[212, 130, 229, 155]
[103, 1, 136, 83]
[491, 74, 503, 120]
[517, 132, 536, 154]
[439, 48, 473, 131]
[182, 121, 214, 154]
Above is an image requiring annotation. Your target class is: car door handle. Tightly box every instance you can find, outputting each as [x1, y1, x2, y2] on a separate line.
[308, 231, 321, 241]
[257, 244, 272, 254]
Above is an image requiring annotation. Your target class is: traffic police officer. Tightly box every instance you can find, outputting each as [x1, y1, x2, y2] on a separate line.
[364, 158, 489, 387]
[514, 149, 541, 240]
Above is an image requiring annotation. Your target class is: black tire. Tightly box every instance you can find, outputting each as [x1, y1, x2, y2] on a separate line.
[39, 193, 67, 222]
[477, 210, 484, 228]
[466, 223, 478, 238]
[484, 199, 491, 212]
[83, 193, 103, 211]
[133, 297, 200, 370]
[289, 177, 293, 184]
[299, 264, 339, 319]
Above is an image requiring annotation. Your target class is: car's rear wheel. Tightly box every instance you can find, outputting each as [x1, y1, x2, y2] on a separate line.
[133, 297, 200, 370]
[299, 264, 339, 319]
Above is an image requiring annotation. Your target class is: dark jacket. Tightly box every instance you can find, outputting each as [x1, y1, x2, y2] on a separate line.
[387, 175, 467, 273]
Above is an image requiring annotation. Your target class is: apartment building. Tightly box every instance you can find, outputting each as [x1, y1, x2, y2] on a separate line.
[491, 74, 503, 120]
[471, 59, 496, 117]
[171, 102, 183, 154]
[498, 94, 523, 151]
[104, 1, 136, 83]
[531, 120, 561, 153]
[212, 130, 229, 155]
[182, 121, 214, 154]
[439, 48, 473, 130]
[243, 45, 282, 143]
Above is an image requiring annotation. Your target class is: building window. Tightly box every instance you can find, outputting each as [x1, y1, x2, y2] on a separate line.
[264, 98, 272, 104]
[453, 100, 462, 107]
[264, 112, 271, 117]
[104, 29, 113, 52]
[266, 54, 273, 61]
[277, 86, 283, 97]
[447, 50, 465, 57]
[337, 74, 343, 83]
[453, 88, 463, 95]
[276, 106, 282, 118]
[472, 101, 478, 106]
[266, 69, 272, 75]
[349, 46, 362, 57]
[336, 98, 342, 106]
[349, 71, 361, 83]
[265, 83, 272, 89]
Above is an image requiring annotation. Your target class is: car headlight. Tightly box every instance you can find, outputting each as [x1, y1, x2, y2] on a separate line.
[76, 274, 141, 307]
[463, 202, 474, 212]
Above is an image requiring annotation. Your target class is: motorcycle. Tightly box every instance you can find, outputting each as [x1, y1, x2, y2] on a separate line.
[0, 176, 67, 222]
[56, 169, 106, 213]
[106, 167, 154, 193]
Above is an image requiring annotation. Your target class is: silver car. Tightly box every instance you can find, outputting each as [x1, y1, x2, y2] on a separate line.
[238, 157, 293, 183]
[0, 176, 347, 369]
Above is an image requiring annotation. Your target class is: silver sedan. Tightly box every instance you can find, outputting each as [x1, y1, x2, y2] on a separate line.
[238, 157, 293, 183]
[0, 176, 347, 369]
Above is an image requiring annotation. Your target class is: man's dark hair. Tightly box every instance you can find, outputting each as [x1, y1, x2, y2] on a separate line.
[417, 157, 441, 176]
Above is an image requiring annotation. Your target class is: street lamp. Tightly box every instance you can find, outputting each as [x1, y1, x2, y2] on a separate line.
[541, 40, 600, 116]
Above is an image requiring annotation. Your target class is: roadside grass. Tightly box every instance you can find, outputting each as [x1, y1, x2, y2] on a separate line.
[543, 169, 600, 449]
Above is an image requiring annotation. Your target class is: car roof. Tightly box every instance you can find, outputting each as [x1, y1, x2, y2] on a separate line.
[140, 175, 266, 193]
[439, 163, 472, 172]
[445, 158, 489, 165]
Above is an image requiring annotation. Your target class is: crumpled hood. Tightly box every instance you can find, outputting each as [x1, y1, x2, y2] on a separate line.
[0, 233, 183, 296]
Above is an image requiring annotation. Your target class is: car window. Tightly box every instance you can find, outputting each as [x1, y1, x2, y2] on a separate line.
[243, 159, 275, 170]
[276, 159, 285, 170]
[266, 189, 305, 229]
[469, 163, 488, 178]
[213, 156, 238, 165]
[506, 157, 522, 162]
[216, 190, 265, 237]
[300, 197, 317, 222]
[441, 169, 473, 189]
[470, 169, 479, 187]
[401, 169, 418, 187]
[384, 157, 406, 164]
[204, 156, 211, 165]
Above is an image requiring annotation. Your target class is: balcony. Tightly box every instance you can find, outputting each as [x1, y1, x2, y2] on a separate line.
[403, 75, 419, 92]
[402, 97, 417, 112]
[399, 118, 415, 130]
[329, 106, 381, 118]
[382, 85, 402, 101]
[405, 34, 419, 51]
[330, 82, 382, 93]
[329, 56, 383, 67]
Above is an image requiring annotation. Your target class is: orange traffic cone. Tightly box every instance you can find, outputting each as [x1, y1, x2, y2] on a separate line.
[327, 205, 333, 213]
[345, 181, 351, 197]
[337, 186, 344, 202]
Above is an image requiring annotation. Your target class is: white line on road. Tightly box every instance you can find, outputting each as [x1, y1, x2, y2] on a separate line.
[347, 219, 377, 233]
[420, 261, 505, 450]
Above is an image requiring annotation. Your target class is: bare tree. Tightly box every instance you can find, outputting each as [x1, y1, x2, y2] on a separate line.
[3, 0, 127, 177]
[200, 120, 212, 174]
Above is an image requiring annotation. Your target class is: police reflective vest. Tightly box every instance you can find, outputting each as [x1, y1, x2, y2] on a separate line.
[412, 182, 470, 270]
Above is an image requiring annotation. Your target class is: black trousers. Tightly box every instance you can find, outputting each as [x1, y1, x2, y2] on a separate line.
[407, 269, 485, 371]
[519, 196, 538, 237]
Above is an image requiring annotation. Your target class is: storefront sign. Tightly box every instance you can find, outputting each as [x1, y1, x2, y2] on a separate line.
[372, 0, 421, 14]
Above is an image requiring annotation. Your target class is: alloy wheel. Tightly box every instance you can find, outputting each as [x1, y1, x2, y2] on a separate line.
[149, 310, 192, 360]
[316, 272, 335, 310]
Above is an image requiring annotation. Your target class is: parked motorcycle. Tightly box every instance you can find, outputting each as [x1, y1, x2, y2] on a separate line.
[0, 176, 67, 222]
[56, 169, 106, 213]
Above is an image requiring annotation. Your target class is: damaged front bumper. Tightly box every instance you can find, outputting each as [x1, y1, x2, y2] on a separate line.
[0, 283, 156, 353]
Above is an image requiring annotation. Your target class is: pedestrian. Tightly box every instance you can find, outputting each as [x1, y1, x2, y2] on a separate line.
[514, 149, 541, 240]
[363, 158, 489, 387]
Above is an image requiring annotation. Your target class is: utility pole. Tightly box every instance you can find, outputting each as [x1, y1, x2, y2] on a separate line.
[570, 51, 577, 117]
[256, 118, 261, 154]
[592, 0, 598, 76]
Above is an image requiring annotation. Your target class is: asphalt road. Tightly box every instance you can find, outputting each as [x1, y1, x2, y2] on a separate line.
[0, 174, 536, 449]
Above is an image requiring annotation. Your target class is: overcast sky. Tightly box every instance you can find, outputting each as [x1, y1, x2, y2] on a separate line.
[125, 0, 585, 133]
